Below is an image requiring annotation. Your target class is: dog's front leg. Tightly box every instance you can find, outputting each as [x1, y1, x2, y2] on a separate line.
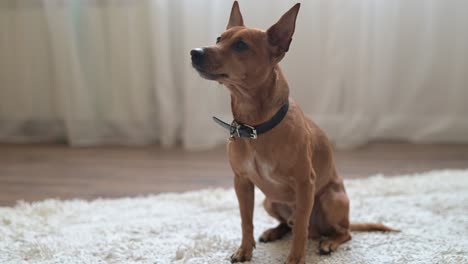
[231, 174, 255, 263]
[286, 180, 314, 264]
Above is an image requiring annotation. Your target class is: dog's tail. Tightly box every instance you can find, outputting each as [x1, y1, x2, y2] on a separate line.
[350, 223, 400, 232]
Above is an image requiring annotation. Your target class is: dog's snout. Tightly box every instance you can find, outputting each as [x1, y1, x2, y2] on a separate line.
[190, 48, 205, 66]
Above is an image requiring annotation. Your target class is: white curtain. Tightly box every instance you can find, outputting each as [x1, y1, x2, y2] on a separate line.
[1, 0, 467, 149]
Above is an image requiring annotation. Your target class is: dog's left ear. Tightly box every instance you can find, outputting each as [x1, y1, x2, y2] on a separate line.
[267, 3, 300, 56]
[227, 1, 244, 29]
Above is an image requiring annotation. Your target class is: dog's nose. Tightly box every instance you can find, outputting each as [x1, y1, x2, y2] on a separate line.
[191, 48, 205, 66]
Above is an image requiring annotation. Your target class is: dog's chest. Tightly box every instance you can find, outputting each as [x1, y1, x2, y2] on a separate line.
[235, 151, 294, 202]
[242, 152, 278, 184]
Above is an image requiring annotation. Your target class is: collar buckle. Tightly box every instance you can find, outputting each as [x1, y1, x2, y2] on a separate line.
[230, 121, 241, 138]
[244, 124, 257, 139]
[230, 121, 257, 139]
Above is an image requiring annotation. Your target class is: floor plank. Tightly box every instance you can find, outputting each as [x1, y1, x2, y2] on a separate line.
[0, 142, 467, 206]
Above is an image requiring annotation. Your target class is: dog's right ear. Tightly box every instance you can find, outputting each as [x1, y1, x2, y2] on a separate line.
[267, 3, 300, 59]
[227, 1, 244, 29]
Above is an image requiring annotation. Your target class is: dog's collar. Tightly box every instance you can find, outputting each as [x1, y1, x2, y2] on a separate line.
[212, 101, 289, 139]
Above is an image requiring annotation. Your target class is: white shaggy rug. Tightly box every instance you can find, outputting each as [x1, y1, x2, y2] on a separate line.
[1, 170, 467, 264]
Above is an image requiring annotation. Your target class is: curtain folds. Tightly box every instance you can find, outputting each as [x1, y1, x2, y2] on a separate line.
[1, 0, 467, 149]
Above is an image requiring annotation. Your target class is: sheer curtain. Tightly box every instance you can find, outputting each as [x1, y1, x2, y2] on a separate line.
[1, 0, 467, 149]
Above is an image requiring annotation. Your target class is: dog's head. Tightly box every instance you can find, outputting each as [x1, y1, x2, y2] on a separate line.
[191, 1, 300, 86]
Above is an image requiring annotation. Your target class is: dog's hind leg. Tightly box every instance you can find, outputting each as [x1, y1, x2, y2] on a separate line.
[316, 177, 352, 254]
[259, 198, 292, 242]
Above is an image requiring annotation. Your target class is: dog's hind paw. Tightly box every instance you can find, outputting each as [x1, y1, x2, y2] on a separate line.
[318, 232, 351, 255]
[259, 223, 291, 243]
[318, 240, 334, 255]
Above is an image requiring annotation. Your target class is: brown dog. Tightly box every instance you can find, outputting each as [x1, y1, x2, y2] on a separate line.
[191, 2, 396, 263]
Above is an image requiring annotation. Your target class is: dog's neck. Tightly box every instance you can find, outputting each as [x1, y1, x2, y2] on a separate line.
[225, 65, 289, 125]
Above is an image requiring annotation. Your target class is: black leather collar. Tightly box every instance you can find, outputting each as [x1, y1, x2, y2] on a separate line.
[212, 101, 289, 139]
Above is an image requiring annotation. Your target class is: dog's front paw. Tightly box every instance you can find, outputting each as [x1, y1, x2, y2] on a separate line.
[230, 246, 253, 263]
[284, 254, 305, 264]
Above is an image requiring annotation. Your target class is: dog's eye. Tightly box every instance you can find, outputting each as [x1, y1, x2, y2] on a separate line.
[216, 37, 221, 44]
[232, 40, 248, 52]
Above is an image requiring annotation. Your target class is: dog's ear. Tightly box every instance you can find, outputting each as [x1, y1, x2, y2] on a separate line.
[227, 1, 244, 29]
[267, 3, 300, 55]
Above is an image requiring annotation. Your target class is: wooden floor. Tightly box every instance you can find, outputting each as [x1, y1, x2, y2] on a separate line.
[0, 142, 467, 206]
